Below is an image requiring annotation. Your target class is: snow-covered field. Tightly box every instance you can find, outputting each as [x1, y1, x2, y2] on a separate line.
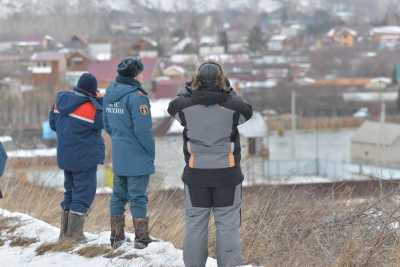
[0, 209, 217, 267]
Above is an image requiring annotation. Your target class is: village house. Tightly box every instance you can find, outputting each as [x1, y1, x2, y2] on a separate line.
[66, 50, 91, 71]
[326, 27, 358, 47]
[88, 59, 120, 90]
[88, 42, 112, 61]
[268, 35, 290, 51]
[371, 26, 400, 47]
[199, 36, 225, 57]
[64, 50, 92, 87]
[65, 35, 88, 50]
[88, 57, 160, 91]
[14, 34, 58, 53]
[169, 54, 199, 66]
[140, 57, 161, 85]
[151, 78, 182, 100]
[131, 37, 158, 58]
[253, 54, 290, 79]
[171, 37, 196, 54]
[162, 65, 186, 80]
[30, 51, 66, 90]
[351, 121, 400, 168]
[238, 112, 268, 157]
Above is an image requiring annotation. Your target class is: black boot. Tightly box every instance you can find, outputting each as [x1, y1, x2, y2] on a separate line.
[110, 215, 128, 249]
[65, 212, 87, 243]
[133, 217, 155, 249]
[58, 209, 69, 241]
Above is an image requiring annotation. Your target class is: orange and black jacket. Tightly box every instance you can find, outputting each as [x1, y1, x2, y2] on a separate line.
[49, 89, 105, 172]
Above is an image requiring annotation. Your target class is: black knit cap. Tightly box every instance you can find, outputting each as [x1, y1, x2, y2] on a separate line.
[198, 63, 220, 85]
[76, 73, 98, 97]
[117, 57, 144, 78]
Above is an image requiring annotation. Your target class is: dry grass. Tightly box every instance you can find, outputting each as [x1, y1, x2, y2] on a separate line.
[103, 249, 126, 258]
[9, 237, 37, 247]
[0, 217, 22, 234]
[36, 241, 76, 255]
[2, 170, 400, 266]
[75, 245, 112, 258]
[120, 253, 139, 260]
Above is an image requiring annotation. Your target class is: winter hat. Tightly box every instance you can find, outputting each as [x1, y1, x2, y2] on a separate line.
[198, 62, 221, 85]
[117, 57, 144, 78]
[76, 73, 98, 97]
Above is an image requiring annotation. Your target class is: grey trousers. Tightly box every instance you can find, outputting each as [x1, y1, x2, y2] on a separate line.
[183, 185, 242, 267]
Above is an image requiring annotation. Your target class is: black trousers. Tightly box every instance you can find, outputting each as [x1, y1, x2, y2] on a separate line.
[187, 185, 237, 208]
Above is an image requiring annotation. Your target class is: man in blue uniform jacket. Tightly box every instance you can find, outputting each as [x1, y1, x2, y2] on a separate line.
[49, 73, 105, 242]
[103, 57, 155, 249]
[0, 141, 7, 199]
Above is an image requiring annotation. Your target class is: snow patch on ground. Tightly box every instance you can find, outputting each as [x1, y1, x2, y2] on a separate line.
[7, 148, 57, 158]
[0, 209, 218, 266]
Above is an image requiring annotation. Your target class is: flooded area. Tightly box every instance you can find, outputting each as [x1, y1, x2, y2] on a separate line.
[268, 129, 355, 161]
[12, 129, 358, 190]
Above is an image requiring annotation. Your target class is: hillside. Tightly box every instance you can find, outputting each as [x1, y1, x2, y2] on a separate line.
[0, 0, 134, 19]
[0, 0, 282, 18]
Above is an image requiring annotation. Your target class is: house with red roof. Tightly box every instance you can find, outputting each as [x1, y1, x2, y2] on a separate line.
[88, 59, 120, 90]
[88, 57, 160, 90]
[15, 35, 58, 52]
[140, 57, 160, 83]
[151, 79, 182, 100]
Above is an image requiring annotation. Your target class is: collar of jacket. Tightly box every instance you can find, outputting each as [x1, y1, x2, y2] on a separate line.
[73, 87, 96, 98]
[191, 89, 229, 106]
[116, 75, 148, 95]
[72, 88, 103, 110]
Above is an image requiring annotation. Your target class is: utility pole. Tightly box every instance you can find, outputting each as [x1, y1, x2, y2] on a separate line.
[380, 95, 386, 123]
[315, 121, 320, 176]
[377, 81, 387, 123]
[291, 90, 297, 160]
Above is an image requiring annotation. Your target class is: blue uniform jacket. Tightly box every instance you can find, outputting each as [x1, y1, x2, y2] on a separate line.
[0, 142, 7, 176]
[49, 90, 105, 172]
[103, 76, 155, 177]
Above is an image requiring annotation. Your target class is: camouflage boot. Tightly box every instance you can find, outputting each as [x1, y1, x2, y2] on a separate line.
[58, 209, 69, 241]
[110, 215, 128, 249]
[133, 217, 155, 249]
[65, 212, 87, 243]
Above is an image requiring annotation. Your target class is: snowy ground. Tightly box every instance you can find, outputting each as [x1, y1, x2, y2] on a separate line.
[0, 209, 218, 267]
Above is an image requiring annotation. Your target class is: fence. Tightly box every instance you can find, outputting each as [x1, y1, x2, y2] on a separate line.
[267, 115, 400, 131]
[0, 89, 53, 131]
[262, 159, 400, 183]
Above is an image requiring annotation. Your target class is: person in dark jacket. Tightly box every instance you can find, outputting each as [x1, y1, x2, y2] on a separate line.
[103, 57, 155, 249]
[0, 141, 7, 199]
[168, 61, 253, 267]
[49, 73, 105, 242]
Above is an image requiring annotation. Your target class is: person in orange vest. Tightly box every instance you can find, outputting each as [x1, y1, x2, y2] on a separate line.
[49, 73, 105, 242]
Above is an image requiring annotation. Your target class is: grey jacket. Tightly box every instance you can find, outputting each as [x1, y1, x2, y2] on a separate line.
[168, 83, 252, 187]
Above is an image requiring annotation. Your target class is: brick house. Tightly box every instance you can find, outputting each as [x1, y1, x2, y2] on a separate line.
[30, 52, 67, 90]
